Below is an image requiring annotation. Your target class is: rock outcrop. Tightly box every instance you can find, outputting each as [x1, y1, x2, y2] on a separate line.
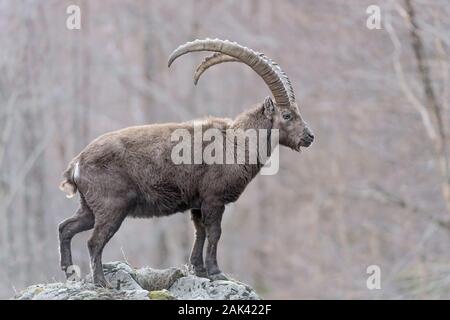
[14, 261, 260, 300]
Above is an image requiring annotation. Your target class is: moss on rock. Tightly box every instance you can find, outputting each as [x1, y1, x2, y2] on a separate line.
[148, 289, 175, 300]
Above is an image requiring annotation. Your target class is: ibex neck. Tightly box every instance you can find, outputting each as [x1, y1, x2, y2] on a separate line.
[231, 105, 273, 131]
[230, 105, 276, 174]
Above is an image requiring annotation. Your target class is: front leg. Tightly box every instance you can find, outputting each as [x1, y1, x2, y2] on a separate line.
[202, 203, 227, 280]
[190, 209, 207, 277]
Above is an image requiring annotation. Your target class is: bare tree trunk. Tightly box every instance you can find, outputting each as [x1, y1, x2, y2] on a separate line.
[404, 0, 450, 215]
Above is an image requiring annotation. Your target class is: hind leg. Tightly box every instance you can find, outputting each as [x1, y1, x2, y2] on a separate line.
[88, 206, 127, 288]
[59, 202, 94, 277]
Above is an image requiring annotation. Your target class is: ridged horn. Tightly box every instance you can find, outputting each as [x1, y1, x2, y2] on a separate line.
[194, 53, 239, 85]
[168, 39, 296, 109]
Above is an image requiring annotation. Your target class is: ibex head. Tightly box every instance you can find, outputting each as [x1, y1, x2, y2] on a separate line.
[168, 38, 314, 152]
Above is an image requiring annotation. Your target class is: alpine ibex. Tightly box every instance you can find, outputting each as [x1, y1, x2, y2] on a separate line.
[58, 39, 314, 287]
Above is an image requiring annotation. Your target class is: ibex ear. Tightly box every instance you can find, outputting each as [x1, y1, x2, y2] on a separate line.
[263, 96, 276, 118]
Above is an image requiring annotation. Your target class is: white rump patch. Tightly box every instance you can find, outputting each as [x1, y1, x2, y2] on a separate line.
[73, 162, 80, 180]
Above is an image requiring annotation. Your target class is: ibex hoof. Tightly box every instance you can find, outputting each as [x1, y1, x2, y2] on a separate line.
[194, 269, 208, 278]
[208, 272, 229, 281]
[189, 264, 208, 278]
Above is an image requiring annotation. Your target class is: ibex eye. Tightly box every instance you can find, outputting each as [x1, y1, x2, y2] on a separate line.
[282, 113, 292, 121]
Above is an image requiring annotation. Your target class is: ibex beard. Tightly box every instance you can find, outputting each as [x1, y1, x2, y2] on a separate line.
[58, 39, 314, 287]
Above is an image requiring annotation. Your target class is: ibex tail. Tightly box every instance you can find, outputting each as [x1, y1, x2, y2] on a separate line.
[59, 161, 80, 199]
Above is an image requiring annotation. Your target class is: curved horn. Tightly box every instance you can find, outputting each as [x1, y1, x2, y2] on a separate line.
[168, 39, 296, 109]
[194, 53, 239, 85]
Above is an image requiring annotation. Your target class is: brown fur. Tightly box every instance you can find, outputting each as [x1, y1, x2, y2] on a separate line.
[58, 97, 314, 286]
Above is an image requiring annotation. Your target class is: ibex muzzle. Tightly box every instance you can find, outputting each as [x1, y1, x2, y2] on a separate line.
[301, 126, 315, 147]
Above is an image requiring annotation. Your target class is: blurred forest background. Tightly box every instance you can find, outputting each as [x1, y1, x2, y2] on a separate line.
[0, 0, 449, 299]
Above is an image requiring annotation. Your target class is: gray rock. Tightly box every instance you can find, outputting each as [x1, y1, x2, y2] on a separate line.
[169, 275, 260, 300]
[13, 261, 260, 300]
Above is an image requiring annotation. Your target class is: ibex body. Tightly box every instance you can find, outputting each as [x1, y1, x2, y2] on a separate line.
[58, 39, 314, 287]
